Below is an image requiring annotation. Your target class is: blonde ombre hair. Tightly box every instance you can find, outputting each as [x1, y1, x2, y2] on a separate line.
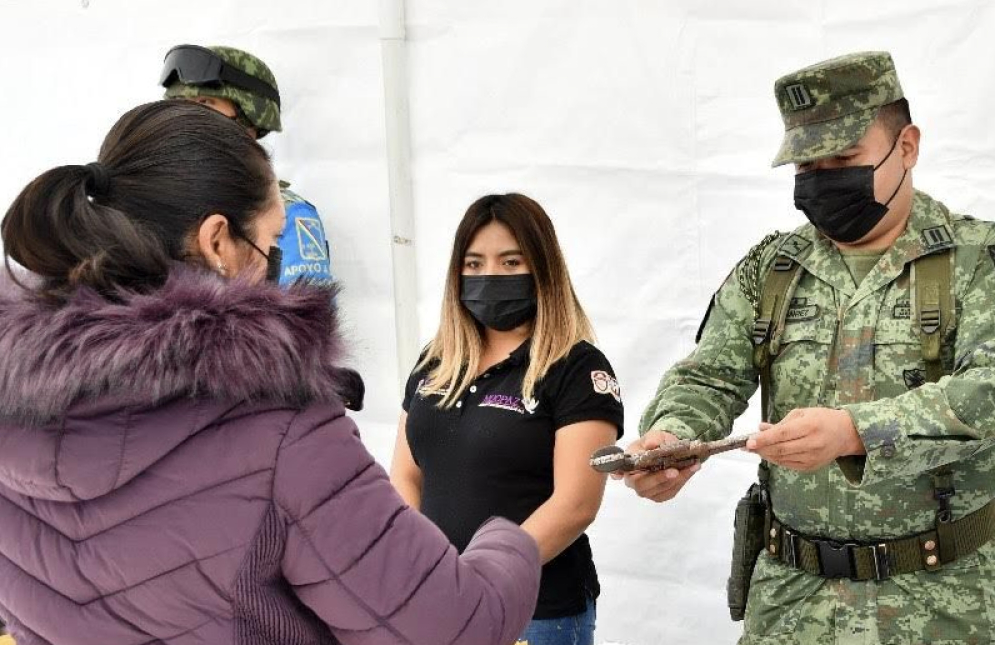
[418, 193, 594, 408]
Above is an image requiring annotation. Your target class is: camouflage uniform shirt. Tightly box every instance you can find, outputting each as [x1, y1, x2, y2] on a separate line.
[641, 190, 995, 644]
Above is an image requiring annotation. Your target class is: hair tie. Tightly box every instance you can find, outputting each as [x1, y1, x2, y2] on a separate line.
[84, 162, 111, 198]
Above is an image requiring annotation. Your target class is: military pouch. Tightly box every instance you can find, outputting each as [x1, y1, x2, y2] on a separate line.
[727, 482, 767, 621]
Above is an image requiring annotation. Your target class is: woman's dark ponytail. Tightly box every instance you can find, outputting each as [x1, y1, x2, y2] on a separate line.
[3, 164, 172, 297]
[2, 100, 274, 300]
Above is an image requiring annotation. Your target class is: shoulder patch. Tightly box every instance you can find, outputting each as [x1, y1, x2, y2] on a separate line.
[591, 370, 621, 403]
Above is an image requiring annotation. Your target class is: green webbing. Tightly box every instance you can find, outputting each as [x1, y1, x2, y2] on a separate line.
[914, 249, 953, 384]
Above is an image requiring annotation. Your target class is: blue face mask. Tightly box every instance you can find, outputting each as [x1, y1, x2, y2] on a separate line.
[277, 197, 334, 286]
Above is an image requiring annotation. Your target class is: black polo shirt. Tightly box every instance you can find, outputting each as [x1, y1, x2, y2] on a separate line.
[402, 340, 624, 619]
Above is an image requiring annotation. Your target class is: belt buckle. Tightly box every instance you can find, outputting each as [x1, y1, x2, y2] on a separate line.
[784, 528, 799, 568]
[816, 540, 855, 579]
[815, 540, 891, 581]
[872, 543, 891, 581]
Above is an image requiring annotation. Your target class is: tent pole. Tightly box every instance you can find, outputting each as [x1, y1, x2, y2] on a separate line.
[379, 0, 420, 391]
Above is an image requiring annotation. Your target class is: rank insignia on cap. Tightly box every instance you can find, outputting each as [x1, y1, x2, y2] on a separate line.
[785, 83, 813, 110]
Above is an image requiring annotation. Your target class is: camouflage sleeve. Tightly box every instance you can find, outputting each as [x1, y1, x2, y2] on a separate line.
[843, 230, 995, 487]
[637, 239, 776, 440]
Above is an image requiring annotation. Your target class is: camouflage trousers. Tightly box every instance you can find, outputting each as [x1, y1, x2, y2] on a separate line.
[740, 542, 995, 644]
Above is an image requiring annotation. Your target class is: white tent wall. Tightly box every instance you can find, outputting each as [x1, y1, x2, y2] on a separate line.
[1, 1, 994, 643]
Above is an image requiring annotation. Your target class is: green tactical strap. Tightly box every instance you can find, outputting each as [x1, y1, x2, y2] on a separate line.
[752, 256, 802, 534]
[753, 256, 805, 423]
[759, 460, 772, 540]
[767, 499, 995, 580]
[913, 249, 960, 562]
[914, 249, 954, 384]
[931, 465, 957, 564]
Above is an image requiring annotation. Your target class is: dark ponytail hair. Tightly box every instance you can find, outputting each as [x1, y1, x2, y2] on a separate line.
[2, 100, 275, 300]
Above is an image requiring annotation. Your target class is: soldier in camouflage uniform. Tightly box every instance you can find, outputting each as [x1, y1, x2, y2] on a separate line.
[160, 45, 334, 286]
[626, 51, 995, 643]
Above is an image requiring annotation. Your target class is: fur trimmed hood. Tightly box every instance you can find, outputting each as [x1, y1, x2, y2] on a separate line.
[0, 266, 361, 427]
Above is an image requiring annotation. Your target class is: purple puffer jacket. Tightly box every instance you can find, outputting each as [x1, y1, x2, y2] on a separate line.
[0, 268, 539, 645]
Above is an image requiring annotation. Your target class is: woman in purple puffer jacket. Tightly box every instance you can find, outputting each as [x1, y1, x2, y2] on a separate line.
[0, 100, 539, 645]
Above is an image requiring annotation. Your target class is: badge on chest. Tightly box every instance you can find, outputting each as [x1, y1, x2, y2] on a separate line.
[785, 297, 820, 323]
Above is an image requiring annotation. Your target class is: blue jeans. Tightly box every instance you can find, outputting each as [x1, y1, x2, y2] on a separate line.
[516, 598, 596, 645]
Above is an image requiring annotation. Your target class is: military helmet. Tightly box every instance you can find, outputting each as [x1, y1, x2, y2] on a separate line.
[161, 45, 282, 137]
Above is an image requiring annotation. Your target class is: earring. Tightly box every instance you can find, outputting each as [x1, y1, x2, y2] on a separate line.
[217, 262, 228, 276]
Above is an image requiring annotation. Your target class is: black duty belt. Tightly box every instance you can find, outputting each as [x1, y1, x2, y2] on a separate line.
[766, 499, 995, 581]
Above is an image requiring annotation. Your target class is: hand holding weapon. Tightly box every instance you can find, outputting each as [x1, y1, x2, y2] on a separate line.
[590, 434, 754, 474]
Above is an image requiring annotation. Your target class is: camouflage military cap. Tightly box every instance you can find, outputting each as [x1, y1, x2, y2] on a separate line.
[771, 51, 904, 167]
[163, 45, 282, 136]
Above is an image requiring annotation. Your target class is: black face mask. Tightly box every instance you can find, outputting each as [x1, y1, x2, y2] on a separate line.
[793, 136, 907, 244]
[262, 245, 283, 284]
[460, 274, 537, 331]
[232, 224, 283, 283]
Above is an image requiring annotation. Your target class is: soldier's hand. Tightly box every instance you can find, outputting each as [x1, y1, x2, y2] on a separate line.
[746, 407, 866, 471]
[612, 430, 700, 503]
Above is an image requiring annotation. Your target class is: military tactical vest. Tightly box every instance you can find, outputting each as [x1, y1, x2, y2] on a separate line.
[747, 241, 978, 581]
[752, 244, 954, 420]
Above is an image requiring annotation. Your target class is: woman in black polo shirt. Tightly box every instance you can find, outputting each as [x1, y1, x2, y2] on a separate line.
[390, 193, 622, 645]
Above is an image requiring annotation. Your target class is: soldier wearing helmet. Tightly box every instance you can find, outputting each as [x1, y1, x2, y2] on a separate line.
[160, 45, 334, 287]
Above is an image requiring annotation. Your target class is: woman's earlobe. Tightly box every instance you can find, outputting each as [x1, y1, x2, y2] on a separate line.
[197, 213, 232, 274]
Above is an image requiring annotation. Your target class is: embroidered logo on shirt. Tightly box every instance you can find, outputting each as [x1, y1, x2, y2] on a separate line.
[522, 397, 539, 415]
[479, 394, 527, 414]
[416, 378, 450, 398]
[893, 301, 911, 319]
[591, 370, 621, 403]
